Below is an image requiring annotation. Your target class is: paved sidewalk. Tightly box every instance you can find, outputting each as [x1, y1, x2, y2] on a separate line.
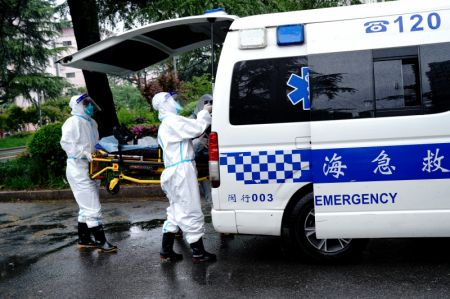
[0, 184, 165, 201]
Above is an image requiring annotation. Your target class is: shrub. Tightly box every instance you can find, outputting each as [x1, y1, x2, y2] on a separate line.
[131, 124, 159, 139]
[28, 123, 66, 180]
[0, 156, 41, 189]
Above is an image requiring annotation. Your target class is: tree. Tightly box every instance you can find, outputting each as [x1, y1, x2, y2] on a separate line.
[116, 0, 358, 82]
[5, 105, 26, 132]
[66, 0, 120, 137]
[0, 0, 67, 106]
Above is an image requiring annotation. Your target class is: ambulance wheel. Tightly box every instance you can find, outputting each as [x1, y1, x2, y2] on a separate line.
[105, 179, 120, 195]
[285, 192, 367, 262]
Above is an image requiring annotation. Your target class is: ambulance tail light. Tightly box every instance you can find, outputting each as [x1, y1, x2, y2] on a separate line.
[209, 131, 220, 188]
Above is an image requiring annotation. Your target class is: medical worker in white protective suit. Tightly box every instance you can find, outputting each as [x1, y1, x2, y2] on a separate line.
[60, 94, 117, 253]
[152, 92, 216, 263]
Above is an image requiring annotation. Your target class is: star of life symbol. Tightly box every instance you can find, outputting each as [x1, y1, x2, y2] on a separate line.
[372, 150, 396, 175]
[287, 67, 310, 110]
[323, 153, 347, 179]
[422, 148, 449, 173]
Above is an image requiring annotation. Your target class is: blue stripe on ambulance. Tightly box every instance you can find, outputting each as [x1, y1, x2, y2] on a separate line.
[220, 142, 450, 184]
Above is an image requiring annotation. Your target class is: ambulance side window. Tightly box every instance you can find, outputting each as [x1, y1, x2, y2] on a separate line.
[309, 43, 450, 120]
[309, 50, 374, 120]
[420, 42, 450, 114]
[230, 56, 310, 125]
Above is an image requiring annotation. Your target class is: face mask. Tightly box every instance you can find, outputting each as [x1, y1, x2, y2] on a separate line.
[84, 103, 95, 117]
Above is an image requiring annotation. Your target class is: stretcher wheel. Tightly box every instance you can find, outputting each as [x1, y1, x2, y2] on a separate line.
[106, 178, 120, 195]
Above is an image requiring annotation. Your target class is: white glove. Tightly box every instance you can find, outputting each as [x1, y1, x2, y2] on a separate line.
[83, 151, 93, 162]
[203, 104, 212, 114]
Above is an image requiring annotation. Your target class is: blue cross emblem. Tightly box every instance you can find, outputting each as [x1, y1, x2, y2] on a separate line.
[287, 67, 310, 110]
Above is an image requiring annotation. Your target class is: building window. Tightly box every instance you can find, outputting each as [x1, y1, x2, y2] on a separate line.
[66, 72, 75, 78]
[62, 40, 72, 46]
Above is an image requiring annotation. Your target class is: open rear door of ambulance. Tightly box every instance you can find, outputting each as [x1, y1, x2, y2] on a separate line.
[58, 11, 237, 76]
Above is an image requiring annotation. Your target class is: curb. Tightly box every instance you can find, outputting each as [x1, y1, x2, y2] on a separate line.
[0, 146, 27, 152]
[0, 185, 165, 201]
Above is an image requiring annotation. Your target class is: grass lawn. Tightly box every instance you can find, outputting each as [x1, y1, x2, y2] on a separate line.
[0, 133, 34, 149]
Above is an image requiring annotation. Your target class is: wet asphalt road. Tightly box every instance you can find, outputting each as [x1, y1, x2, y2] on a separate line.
[1, 198, 450, 298]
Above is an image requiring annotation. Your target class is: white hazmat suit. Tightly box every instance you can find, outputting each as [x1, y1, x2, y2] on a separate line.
[153, 92, 211, 244]
[60, 95, 101, 228]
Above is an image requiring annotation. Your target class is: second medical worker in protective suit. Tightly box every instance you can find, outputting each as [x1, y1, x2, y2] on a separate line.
[152, 92, 216, 263]
[60, 94, 117, 253]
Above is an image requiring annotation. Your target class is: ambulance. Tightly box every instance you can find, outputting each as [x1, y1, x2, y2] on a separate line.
[61, 0, 450, 261]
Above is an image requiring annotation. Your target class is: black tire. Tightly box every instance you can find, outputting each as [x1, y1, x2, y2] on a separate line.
[283, 192, 367, 262]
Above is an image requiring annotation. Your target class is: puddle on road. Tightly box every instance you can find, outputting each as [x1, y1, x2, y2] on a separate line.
[105, 219, 165, 232]
[105, 219, 165, 237]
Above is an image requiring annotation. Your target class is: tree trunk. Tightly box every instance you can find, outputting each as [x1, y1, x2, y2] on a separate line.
[67, 0, 118, 137]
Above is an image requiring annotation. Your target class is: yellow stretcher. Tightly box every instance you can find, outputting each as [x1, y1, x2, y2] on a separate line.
[89, 147, 208, 195]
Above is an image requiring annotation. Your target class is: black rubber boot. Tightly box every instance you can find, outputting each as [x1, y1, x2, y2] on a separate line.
[160, 233, 183, 262]
[77, 222, 96, 248]
[91, 225, 118, 253]
[190, 238, 216, 264]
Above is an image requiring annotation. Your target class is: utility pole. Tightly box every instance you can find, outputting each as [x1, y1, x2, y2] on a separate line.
[38, 92, 43, 127]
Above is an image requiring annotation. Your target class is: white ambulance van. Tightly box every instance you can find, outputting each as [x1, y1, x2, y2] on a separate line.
[61, 0, 450, 261]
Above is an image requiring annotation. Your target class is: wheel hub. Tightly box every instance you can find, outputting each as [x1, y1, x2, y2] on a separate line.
[304, 209, 352, 253]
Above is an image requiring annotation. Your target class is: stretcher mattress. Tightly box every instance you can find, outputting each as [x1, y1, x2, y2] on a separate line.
[96, 135, 160, 158]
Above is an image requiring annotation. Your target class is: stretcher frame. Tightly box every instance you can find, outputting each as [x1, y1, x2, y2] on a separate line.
[89, 148, 208, 194]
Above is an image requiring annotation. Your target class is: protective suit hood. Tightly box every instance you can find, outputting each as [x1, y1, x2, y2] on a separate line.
[152, 92, 181, 121]
[69, 94, 101, 118]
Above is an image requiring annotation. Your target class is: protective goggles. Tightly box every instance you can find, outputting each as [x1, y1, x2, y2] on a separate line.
[76, 93, 102, 111]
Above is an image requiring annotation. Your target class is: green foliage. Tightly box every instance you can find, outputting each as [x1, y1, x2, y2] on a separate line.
[28, 123, 66, 180]
[0, 157, 41, 189]
[116, 108, 136, 126]
[179, 74, 212, 116]
[113, 0, 347, 29]
[179, 74, 212, 102]
[41, 97, 71, 123]
[0, 133, 34, 149]
[138, 72, 212, 118]
[111, 83, 158, 126]
[5, 105, 29, 132]
[0, 113, 6, 132]
[0, 155, 68, 190]
[1, 97, 70, 132]
[0, 123, 69, 190]
[0, 0, 68, 105]
[111, 82, 147, 110]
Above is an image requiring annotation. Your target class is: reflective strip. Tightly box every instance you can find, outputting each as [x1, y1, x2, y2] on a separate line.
[165, 159, 194, 168]
[68, 156, 88, 160]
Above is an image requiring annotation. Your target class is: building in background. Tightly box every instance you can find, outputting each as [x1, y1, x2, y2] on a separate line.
[48, 26, 86, 88]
